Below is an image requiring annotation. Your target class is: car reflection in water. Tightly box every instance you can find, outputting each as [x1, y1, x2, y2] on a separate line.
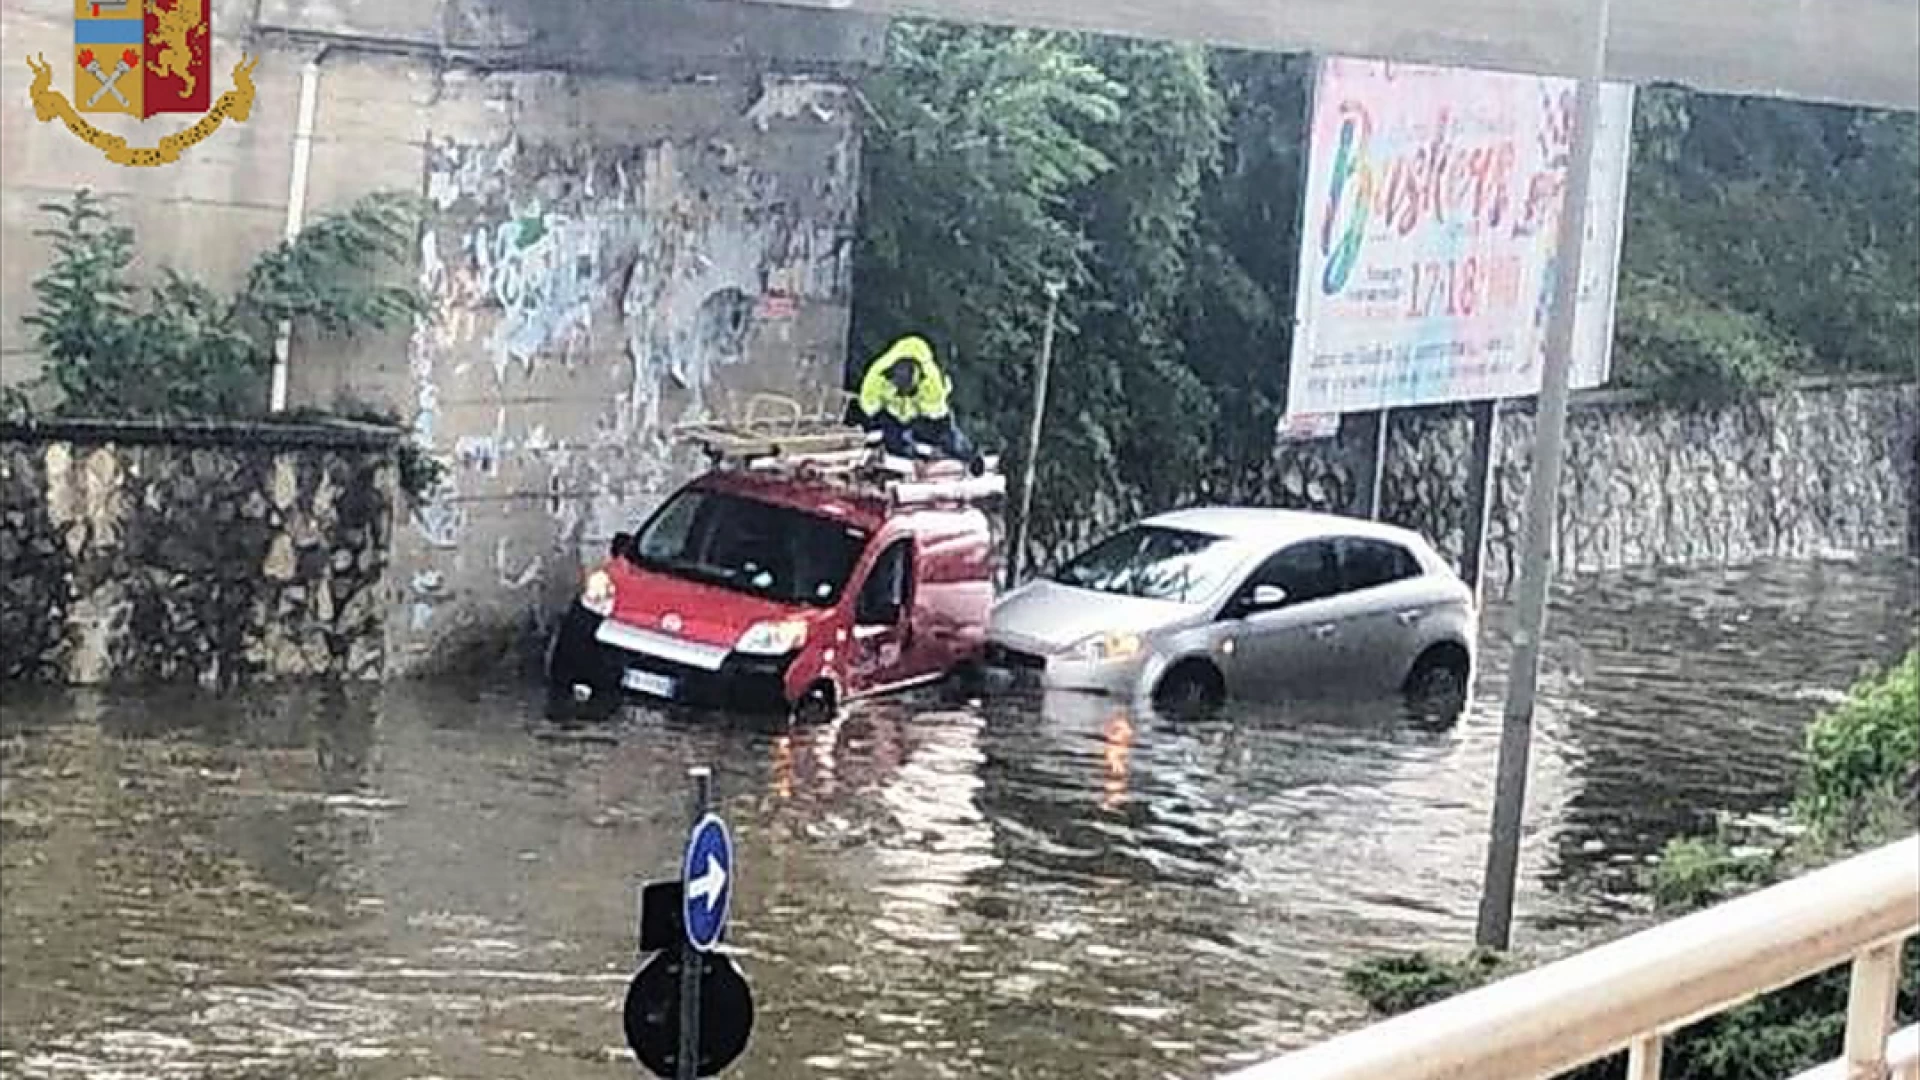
[758, 697, 1000, 969]
[1103, 709, 1134, 813]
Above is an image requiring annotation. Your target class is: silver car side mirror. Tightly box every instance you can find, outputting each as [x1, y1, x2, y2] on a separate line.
[1250, 584, 1288, 610]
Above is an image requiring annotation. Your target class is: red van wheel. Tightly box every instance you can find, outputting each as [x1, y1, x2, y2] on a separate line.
[940, 662, 987, 703]
[792, 683, 837, 726]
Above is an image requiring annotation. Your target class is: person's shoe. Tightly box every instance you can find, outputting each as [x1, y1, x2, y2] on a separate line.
[967, 454, 986, 477]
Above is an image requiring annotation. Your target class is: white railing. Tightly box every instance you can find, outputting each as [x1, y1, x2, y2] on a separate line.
[1787, 1023, 1919, 1080]
[1222, 835, 1920, 1080]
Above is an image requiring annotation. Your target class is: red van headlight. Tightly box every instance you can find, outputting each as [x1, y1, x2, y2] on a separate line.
[735, 620, 808, 656]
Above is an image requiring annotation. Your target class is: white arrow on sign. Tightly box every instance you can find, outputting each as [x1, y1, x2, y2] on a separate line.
[688, 853, 728, 911]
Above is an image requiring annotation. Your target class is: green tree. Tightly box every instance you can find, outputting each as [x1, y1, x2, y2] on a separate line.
[1615, 96, 1920, 398]
[851, 21, 1122, 436]
[852, 30, 1918, 534]
[21, 189, 140, 414]
[851, 23, 1225, 547]
[1175, 50, 1311, 477]
[1048, 36, 1221, 519]
[19, 188, 422, 420]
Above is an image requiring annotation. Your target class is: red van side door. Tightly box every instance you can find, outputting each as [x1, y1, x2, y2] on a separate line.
[906, 513, 993, 678]
[845, 534, 921, 696]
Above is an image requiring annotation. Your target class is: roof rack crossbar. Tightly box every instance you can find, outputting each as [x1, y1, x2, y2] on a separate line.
[891, 473, 1007, 506]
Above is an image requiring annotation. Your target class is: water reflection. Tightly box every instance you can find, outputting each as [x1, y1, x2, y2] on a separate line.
[1526, 559, 1920, 910]
[1103, 710, 1134, 811]
[0, 556, 1913, 1079]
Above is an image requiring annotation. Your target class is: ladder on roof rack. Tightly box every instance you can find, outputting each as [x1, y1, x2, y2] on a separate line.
[675, 391, 868, 462]
[673, 392, 1006, 506]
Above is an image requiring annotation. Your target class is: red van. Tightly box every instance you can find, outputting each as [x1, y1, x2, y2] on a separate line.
[546, 451, 1001, 723]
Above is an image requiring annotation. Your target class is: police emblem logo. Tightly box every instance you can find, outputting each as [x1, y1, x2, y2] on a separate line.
[25, 0, 259, 168]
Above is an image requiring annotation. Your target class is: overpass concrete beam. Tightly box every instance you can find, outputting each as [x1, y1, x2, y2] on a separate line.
[740, 0, 1920, 110]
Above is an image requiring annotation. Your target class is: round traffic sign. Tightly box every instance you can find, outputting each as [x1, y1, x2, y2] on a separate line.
[682, 813, 733, 952]
[623, 950, 755, 1079]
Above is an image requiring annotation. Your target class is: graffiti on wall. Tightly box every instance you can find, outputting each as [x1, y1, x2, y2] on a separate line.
[396, 76, 859, 655]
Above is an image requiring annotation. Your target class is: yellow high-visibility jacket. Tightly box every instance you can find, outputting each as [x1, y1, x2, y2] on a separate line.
[858, 335, 952, 424]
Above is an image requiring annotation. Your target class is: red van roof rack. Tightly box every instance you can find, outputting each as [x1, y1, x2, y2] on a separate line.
[675, 393, 1005, 507]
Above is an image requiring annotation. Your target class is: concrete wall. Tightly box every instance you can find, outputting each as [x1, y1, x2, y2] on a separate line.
[389, 69, 865, 672]
[737, 0, 1920, 109]
[1027, 380, 1920, 594]
[0, 419, 399, 685]
[1, 0, 882, 672]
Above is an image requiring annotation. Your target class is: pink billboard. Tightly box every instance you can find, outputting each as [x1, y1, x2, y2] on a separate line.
[1285, 57, 1634, 418]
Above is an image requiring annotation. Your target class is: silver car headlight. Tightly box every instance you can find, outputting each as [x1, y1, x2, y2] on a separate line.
[1075, 630, 1143, 663]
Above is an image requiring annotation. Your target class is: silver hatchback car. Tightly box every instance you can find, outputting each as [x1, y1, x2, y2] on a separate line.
[987, 507, 1477, 718]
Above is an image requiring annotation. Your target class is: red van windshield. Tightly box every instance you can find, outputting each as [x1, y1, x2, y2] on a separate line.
[631, 489, 870, 607]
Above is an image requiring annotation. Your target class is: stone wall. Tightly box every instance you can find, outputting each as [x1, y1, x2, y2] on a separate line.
[1026, 379, 1920, 592]
[0, 421, 399, 686]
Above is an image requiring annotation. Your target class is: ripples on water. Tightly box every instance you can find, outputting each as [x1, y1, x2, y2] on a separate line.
[1, 556, 1913, 1079]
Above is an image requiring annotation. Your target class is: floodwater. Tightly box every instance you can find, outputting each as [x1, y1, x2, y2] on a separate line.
[1, 556, 1914, 1080]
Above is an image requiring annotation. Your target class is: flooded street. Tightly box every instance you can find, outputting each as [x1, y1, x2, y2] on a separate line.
[2, 556, 1914, 1080]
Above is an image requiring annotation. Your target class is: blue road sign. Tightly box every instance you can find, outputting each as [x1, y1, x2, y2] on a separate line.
[682, 813, 733, 952]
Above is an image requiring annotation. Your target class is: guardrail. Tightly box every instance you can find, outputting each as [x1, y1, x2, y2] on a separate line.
[1221, 835, 1920, 1080]
[1788, 1023, 1919, 1080]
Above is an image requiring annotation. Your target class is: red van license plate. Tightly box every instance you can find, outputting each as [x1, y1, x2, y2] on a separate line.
[622, 669, 677, 700]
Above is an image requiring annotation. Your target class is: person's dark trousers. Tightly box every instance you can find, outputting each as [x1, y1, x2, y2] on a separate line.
[863, 413, 979, 466]
[867, 413, 917, 456]
[910, 416, 974, 460]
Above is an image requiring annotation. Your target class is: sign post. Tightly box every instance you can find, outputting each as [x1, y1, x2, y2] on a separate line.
[1460, 399, 1501, 595]
[1366, 409, 1391, 520]
[678, 768, 716, 1080]
[1007, 280, 1065, 589]
[625, 766, 752, 1080]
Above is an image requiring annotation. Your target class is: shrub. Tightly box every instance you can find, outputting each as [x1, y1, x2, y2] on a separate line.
[1343, 951, 1508, 1015]
[1799, 648, 1920, 832]
[1647, 833, 1779, 911]
[1612, 275, 1802, 403]
[21, 188, 422, 419]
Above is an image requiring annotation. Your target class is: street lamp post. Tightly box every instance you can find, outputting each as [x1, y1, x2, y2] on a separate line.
[1475, 0, 1615, 952]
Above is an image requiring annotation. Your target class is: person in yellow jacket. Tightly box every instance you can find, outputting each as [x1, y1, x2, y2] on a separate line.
[854, 334, 977, 465]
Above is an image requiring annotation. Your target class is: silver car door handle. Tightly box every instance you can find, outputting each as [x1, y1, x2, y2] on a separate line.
[1311, 623, 1338, 640]
[1396, 609, 1424, 626]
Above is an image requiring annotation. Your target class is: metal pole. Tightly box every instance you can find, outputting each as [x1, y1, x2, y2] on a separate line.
[1460, 399, 1501, 596]
[270, 51, 327, 414]
[677, 766, 712, 1080]
[1007, 281, 1064, 588]
[1475, 0, 1612, 953]
[1366, 408, 1391, 519]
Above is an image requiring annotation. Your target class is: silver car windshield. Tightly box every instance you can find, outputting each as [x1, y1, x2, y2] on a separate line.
[1051, 525, 1241, 605]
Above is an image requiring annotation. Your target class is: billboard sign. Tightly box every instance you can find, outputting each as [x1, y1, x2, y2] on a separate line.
[1284, 56, 1635, 417]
